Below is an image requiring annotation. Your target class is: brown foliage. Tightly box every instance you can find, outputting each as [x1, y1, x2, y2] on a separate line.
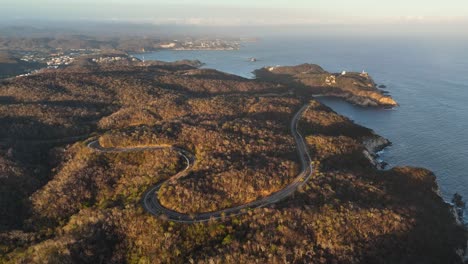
[0, 63, 465, 263]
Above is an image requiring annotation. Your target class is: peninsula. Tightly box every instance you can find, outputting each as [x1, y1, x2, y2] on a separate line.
[255, 64, 398, 107]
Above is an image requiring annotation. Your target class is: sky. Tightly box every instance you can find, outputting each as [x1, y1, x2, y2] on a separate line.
[2, 0, 468, 26]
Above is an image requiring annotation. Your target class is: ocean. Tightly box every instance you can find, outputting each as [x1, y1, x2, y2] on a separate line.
[133, 36, 468, 222]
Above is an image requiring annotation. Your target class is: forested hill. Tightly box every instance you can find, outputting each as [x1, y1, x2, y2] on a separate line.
[0, 60, 465, 263]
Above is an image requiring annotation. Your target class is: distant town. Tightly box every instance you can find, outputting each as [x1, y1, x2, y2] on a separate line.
[18, 49, 100, 67]
[11, 38, 240, 65]
[0, 36, 244, 78]
[155, 38, 240, 51]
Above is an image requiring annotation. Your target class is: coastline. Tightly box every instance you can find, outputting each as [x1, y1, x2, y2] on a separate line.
[360, 114, 467, 261]
[319, 98, 468, 261]
[314, 94, 399, 110]
[362, 134, 392, 170]
[131, 47, 240, 54]
[1, 59, 466, 262]
[363, 130, 467, 261]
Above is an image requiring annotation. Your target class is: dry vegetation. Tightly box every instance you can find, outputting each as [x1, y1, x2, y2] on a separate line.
[255, 64, 398, 107]
[0, 62, 465, 263]
[0, 36, 163, 52]
[0, 51, 44, 79]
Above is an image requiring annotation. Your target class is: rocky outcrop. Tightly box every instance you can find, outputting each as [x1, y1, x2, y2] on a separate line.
[362, 134, 392, 169]
[325, 93, 398, 107]
[363, 134, 392, 153]
[376, 96, 398, 107]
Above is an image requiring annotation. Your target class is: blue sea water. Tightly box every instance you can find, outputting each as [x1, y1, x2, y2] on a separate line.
[133, 36, 468, 221]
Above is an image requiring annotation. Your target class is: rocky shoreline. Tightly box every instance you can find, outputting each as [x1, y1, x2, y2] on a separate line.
[363, 132, 467, 262]
[362, 134, 392, 170]
[314, 92, 398, 108]
[361, 127, 468, 262]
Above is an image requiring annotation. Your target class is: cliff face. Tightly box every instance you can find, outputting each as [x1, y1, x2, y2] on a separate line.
[362, 135, 391, 169]
[254, 64, 398, 107]
[0, 62, 465, 263]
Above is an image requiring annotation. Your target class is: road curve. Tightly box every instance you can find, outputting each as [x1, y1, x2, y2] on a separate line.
[87, 104, 313, 223]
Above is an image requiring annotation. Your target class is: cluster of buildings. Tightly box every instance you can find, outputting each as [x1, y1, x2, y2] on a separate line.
[69, 48, 100, 53]
[91, 56, 138, 64]
[16, 69, 43, 78]
[325, 75, 337, 85]
[46, 55, 74, 66]
[18, 52, 75, 69]
[18, 49, 101, 67]
[341, 70, 369, 78]
[20, 53, 43, 63]
[158, 39, 240, 51]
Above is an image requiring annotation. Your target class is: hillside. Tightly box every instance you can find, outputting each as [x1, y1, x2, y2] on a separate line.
[0, 61, 465, 263]
[0, 52, 44, 79]
[0, 35, 240, 53]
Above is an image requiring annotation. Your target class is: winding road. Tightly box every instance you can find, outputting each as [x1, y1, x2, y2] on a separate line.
[87, 104, 313, 223]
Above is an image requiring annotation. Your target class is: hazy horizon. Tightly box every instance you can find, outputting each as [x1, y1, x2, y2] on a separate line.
[2, 0, 468, 26]
[2, 21, 468, 40]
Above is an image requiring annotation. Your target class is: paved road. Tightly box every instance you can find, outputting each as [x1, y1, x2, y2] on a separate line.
[88, 104, 313, 223]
